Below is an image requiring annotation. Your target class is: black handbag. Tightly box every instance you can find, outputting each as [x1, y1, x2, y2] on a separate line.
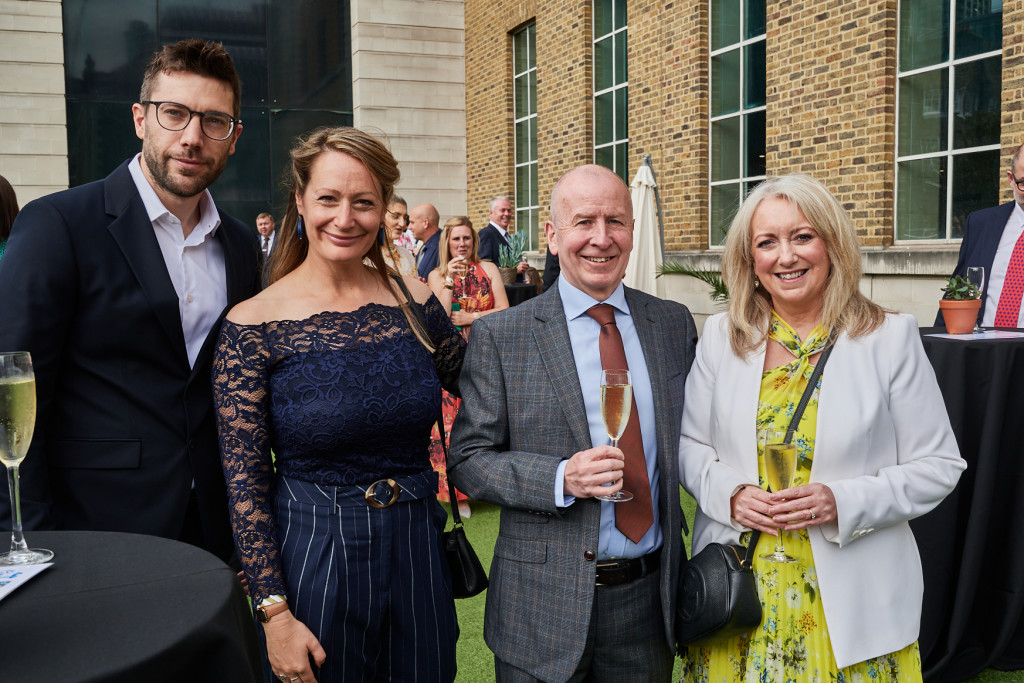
[675, 334, 835, 648]
[437, 417, 488, 599]
[391, 273, 488, 599]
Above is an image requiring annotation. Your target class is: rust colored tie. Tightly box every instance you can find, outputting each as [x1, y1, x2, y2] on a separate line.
[586, 304, 654, 543]
[995, 231, 1024, 327]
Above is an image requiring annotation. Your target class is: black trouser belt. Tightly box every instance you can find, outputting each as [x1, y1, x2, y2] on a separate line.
[595, 547, 661, 586]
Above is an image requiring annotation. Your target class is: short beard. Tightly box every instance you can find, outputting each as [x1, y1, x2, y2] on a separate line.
[142, 142, 227, 199]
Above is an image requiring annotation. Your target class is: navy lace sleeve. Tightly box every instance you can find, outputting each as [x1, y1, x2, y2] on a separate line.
[422, 294, 466, 396]
[212, 319, 287, 603]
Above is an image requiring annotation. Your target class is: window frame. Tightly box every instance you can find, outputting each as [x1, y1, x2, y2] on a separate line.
[592, 0, 629, 182]
[512, 22, 540, 252]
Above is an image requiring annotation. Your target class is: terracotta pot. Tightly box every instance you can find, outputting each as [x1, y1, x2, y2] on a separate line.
[939, 299, 981, 334]
[499, 267, 517, 286]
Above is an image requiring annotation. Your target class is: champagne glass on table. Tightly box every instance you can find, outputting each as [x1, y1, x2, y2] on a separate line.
[760, 429, 797, 563]
[0, 352, 53, 565]
[966, 267, 985, 333]
[597, 369, 634, 503]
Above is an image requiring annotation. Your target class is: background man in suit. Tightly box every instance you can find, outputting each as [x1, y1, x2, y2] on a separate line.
[0, 39, 261, 562]
[450, 165, 696, 682]
[256, 211, 276, 258]
[410, 202, 441, 279]
[941, 142, 1024, 327]
[479, 196, 530, 277]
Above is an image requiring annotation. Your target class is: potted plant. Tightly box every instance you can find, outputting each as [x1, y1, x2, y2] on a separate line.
[498, 231, 528, 286]
[939, 275, 982, 334]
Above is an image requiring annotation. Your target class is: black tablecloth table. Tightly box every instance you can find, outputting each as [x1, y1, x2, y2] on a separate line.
[0, 530, 261, 682]
[505, 282, 538, 307]
[913, 330, 1024, 681]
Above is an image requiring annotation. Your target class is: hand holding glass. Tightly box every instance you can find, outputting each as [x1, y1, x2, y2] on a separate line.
[0, 352, 53, 565]
[761, 429, 797, 563]
[966, 267, 985, 333]
[597, 369, 633, 503]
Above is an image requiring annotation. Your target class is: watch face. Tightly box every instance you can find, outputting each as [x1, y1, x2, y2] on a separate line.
[257, 607, 269, 623]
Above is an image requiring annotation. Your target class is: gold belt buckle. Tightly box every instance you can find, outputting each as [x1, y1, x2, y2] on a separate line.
[364, 479, 401, 508]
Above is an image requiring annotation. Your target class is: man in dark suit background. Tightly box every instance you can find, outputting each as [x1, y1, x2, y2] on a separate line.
[479, 196, 529, 278]
[450, 165, 696, 681]
[0, 39, 261, 561]
[256, 212, 277, 258]
[940, 143, 1024, 328]
[410, 202, 441, 280]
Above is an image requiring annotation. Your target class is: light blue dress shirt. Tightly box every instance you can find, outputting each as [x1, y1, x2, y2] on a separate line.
[554, 278, 663, 560]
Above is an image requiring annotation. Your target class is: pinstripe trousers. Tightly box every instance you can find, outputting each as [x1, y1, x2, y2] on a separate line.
[260, 473, 458, 682]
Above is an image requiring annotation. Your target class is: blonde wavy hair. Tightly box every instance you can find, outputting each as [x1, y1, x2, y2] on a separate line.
[722, 174, 886, 357]
[437, 216, 480, 278]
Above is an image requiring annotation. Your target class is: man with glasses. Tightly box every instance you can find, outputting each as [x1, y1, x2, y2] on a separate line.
[941, 143, 1024, 329]
[0, 39, 261, 562]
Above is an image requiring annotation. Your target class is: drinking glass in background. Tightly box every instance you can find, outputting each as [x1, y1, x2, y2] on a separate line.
[760, 428, 796, 564]
[0, 351, 53, 565]
[597, 368, 633, 503]
[966, 267, 985, 333]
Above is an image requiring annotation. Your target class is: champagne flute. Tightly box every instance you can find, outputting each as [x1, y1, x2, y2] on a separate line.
[760, 429, 797, 563]
[597, 369, 634, 503]
[966, 267, 985, 333]
[0, 352, 53, 565]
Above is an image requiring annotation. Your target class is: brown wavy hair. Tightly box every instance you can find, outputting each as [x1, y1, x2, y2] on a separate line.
[0, 175, 18, 242]
[140, 39, 241, 117]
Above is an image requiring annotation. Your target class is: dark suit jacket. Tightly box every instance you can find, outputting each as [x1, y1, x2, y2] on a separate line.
[478, 222, 511, 265]
[448, 285, 696, 681]
[542, 246, 560, 292]
[0, 160, 261, 561]
[416, 230, 441, 279]
[935, 201, 1015, 326]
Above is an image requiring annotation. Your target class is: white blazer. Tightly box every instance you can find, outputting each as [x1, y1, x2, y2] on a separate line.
[679, 312, 965, 668]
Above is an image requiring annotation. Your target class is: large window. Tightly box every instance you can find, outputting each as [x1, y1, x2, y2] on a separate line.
[63, 0, 353, 222]
[593, 0, 628, 182]
[709, 0, 766, 245]
[513, 23, 539, 251]
[896, 0, 1002, 240]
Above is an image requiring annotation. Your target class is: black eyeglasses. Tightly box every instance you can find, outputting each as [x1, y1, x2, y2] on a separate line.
[140, 101, 240, 141]
[1013, 175, 1024, 192]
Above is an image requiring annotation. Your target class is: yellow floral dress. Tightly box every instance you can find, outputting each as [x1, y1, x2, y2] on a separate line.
[680, 313, 922, 683]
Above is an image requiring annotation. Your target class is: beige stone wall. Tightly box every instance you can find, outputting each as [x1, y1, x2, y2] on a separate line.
[351, 0, 467, 219]
[0, 0, 68, 205]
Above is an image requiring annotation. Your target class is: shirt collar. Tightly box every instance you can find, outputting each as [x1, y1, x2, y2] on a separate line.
[489, 222, 509, 239]
[128, 154, 221, 238]
[558, 277, 629, 321]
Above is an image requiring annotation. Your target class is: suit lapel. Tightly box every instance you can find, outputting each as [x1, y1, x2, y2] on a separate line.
[104, 162, 189, 365]
[533, 290, 593, 451]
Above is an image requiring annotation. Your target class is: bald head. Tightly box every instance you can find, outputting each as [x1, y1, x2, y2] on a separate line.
[549, 165, 631, 226]
[409, 203, 440, 241]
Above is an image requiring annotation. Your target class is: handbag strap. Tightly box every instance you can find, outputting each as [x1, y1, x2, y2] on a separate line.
[390, 275, 465, 528]
[742, 329, 837, 566]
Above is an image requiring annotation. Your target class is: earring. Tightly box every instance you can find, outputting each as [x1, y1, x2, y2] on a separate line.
[297, 216, 305, 239]
[753, 276, 760, 289]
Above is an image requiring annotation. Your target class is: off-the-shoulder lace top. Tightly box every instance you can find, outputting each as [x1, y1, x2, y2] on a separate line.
[212, 295, 465, 601]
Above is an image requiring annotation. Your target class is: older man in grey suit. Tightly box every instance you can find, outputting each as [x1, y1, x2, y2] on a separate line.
[449, 164, 697, 682]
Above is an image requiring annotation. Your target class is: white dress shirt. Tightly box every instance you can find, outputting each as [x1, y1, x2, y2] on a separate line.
[128, 154, 227, 368]
[553, 278, 663, 560]
[983, 202, 1024, 327]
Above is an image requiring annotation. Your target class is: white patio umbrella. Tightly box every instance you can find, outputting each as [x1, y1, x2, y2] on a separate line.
[624, 157, 663, 295]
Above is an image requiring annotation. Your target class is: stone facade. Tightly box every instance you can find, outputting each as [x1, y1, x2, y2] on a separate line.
[464, 0, 1024, 326]
[0, 0, 68, 205]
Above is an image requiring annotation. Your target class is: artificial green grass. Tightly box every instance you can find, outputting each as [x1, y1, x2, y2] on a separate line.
[444, 492, 1024, 682]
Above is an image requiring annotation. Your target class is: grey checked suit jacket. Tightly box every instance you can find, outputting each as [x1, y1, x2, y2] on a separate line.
[449, 285, 697, 681]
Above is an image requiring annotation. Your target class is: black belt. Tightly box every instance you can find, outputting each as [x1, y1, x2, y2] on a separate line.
[595, 548, 661, 587]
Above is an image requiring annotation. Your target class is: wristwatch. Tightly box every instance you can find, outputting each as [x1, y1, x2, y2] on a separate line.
[256, 599, 290, 623]
[443, 276, 454, 290]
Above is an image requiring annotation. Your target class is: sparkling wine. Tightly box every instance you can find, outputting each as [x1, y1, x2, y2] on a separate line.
[601, 384, 632, 442]
[764, 443, 797, 493]
[0, 377, 36, 467]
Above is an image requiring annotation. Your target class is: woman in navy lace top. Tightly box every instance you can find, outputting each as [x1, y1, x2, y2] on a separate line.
[213, 127, 466, 683]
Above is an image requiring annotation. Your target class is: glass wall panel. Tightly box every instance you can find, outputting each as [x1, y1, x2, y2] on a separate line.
[955, 0, 1002, 59]
[66, 101, 148, 185]
[615, 143, 629, 183]
[268, 0, 351, 110]
[595, 91, 615, 146]
[899, 0, 949, 71]
[514, 22, 539, 251]
[712, 0, 740, 51]
[595, 37, 614, 92]
[712, 117, 741, 181]
[712, 49, 741, 117]
[616, 33, 628, 85]
[595, 146, 614, 171]
[897, 70, 948, 156]
[615, 88, 628, 140]
[952, 56, 1001, 149]
[744, 41, 766, 109]
[514, 30, 529, 74]
[745, 110, 767, 176]
[515, 75, 531, 119]
[614, 0, 627, 31]
[595, 0, 613, 38]
[516, 165, 531, 208]
[745, 0, 766, 39]
[896, 157, 947, 240]
[64, 1, 157, 100]
[712, 183, 741, 245]
[214, 107, 270, 221]
[951, 150, 1000, 238]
